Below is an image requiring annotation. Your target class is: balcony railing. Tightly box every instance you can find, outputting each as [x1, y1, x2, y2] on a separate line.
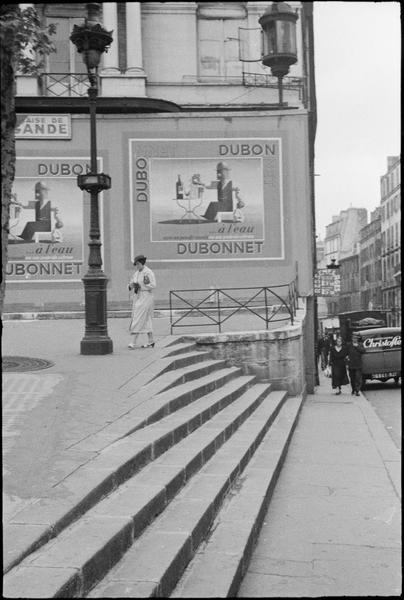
[242, 72, 306, 103]
[38, 73, 90, 97]
[36, 71, 306, 102]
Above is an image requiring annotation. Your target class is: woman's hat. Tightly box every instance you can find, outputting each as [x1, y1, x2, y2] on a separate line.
[134, 254, 146, 265]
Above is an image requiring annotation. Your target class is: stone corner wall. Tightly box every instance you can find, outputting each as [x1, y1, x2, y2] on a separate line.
[192, 324, 306, 396]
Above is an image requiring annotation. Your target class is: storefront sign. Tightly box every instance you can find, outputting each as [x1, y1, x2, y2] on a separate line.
[129, 137, 283, 262]
[363, 335, 401, 349]
[16, 114, 72, 139]
[314, 269, 341, 296]
[6, 157, 102, 283]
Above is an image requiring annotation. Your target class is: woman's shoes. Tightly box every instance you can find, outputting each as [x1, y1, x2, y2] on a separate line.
[336, 389, 341, 395]
[128, 343, 136, 349]
[141, 342, 155, 348]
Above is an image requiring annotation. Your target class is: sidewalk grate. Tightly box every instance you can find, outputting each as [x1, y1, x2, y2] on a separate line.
[2, 356, 54, 372]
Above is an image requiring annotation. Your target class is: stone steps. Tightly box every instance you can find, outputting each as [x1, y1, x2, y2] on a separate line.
[4, 383, 274, 598]
[171, 395, 304, 598]
[87, 391, 290, 598]
[139, 357, 230, 396]
[4, 340, 303, 599]
[3, 372, 252, 578]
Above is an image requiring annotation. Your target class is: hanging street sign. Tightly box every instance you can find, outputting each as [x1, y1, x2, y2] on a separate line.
[314, 269, 341, 296]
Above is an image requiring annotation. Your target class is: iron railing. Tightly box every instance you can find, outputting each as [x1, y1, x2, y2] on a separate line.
[37, 72, 306, 99]
[242, 72, 306, 103]
[169, 279, 299, 334]
[38, 73, 90, 97]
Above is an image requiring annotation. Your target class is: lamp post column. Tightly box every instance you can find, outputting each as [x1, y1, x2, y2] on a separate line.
[70, 3, 114, 355]
[80, 73, 113, 355]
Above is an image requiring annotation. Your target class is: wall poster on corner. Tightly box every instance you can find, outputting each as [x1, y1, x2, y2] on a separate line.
[6, 157, 103, 283]
[129, 138, 284, 262]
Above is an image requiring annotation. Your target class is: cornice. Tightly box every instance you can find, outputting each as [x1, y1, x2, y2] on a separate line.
[15, 96, 181, 114]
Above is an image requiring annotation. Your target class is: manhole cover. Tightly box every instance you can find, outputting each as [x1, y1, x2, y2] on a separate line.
[2, 356, 55, 372]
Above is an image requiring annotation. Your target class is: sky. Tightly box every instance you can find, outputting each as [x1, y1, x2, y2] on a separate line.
[313, 1, 401, 240]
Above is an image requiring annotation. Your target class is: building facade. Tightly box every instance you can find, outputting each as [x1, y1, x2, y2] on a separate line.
[380, 155, 401, 326]
[7, 2, 318, 385]
[338, 251, 360, 314]
[359, 207, 382, 312]
[322, 207, 367, 318]
[8, 2, 316, 304]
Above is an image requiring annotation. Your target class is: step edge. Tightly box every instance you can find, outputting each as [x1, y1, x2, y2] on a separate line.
[171, 395, 304, 598]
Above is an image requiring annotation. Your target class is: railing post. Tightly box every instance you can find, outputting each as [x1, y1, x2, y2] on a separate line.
[264, 287, 269, 329]
[217, 288, 222, 333]
[169, 292, 173, 334]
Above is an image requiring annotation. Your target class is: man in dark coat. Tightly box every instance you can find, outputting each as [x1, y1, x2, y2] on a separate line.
[346, 335, 365, 395]
[317, 333, 331, 370]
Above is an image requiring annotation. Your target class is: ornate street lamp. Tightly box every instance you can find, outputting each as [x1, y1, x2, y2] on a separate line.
[326, 258, 340, 270]
[70, 3, 114, 354]
[259, 1, 298, 105]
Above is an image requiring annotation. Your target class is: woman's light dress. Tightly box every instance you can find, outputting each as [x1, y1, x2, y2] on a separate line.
[129, 266, 156, 334]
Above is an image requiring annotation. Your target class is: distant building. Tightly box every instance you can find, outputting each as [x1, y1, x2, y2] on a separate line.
[316, 238, 326, 268]
[323, 207, 367, 317]
[324, 207, 368, 265]
[359, 208, 382, 312]
[339, 250, 360, 313]
[380, 156, 401, 326]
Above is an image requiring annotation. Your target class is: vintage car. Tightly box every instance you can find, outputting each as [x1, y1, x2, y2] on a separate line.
[356, 327, 401, 384]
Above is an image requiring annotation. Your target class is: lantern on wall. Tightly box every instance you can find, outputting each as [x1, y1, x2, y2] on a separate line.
[259, 1, 298, 104]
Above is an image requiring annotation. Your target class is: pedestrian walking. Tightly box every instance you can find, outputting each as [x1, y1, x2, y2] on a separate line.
[346, 335, 365, 395]
[128, 255, 156, 349]
[317, 333, 331, 370]
[328, 335, 349, 394]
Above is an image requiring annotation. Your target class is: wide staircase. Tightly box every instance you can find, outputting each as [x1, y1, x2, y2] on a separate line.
[4, 340, 304, 598]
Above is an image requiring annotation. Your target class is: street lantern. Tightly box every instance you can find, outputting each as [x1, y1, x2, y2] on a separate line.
[259, 1, 298, 105]
[327, 258, 340, 270]
[70, 3, 113, 355]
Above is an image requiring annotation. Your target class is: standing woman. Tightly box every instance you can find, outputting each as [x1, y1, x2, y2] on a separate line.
[328, 335, 349, 394]
[128, 255, 156, 349]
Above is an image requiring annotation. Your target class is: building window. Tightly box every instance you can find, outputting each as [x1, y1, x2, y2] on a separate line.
[197, 3, 246, 80]
[46, 16, 87, 75]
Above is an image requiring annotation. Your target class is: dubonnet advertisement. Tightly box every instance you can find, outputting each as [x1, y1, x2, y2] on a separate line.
[6, 157, 101, 282]
[130, 138, 284, 262]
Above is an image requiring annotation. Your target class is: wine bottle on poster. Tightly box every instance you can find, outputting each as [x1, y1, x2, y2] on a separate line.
[176, 175, 184, 200]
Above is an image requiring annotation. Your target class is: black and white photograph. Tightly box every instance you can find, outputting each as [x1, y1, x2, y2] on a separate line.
[1, 2, 400, 598]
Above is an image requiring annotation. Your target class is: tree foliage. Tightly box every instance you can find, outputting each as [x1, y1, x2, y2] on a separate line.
[0, 5, 56, 314]
[0, 5, 56, 73]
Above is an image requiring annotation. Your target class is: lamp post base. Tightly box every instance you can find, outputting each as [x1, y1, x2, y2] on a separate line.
[80, 272, 113, 355]
[81, 336, 113, 355]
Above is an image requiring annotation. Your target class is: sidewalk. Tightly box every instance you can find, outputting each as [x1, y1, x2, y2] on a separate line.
[239, 371, 401, 597]
[2, 317, 174, 531]
[2, 318, 401, 597]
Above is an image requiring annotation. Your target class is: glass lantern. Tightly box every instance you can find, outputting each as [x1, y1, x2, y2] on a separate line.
[259, 2, 298, 77]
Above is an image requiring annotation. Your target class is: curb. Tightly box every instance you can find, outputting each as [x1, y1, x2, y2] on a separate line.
[2, 310, 170, 321]
[354, 392, 401, 498]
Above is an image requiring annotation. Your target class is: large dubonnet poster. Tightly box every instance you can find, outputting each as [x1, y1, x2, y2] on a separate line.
[130, 138, 284, 262]
[6, 157, 103, 282]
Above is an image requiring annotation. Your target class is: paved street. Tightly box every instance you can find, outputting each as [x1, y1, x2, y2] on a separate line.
[363, 381, 401, 451]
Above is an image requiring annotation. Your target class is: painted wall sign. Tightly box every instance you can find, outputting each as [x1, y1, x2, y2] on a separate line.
[15, 114, 72, 139]
[6, 157, 102, 283]
[129, 137, 283, 262]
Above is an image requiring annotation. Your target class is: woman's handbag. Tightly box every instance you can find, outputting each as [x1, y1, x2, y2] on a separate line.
[324, 365, 331, 378]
